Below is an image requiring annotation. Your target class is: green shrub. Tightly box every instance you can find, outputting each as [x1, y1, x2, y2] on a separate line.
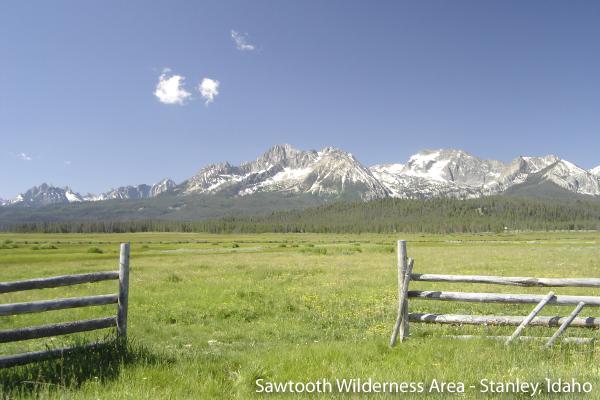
[0, 240, 18, 249]
[166, 273, 182, 283]
[87, 247, 103, 254]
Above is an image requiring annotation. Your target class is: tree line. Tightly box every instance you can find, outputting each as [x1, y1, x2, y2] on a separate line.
[3, 196, 600, 234]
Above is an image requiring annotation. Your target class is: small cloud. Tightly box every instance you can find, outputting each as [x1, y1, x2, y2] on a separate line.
[64, 160, 72, 166]
[154, 69, 191, 105]
[231, 30, 255, 51]
[17, 152, 32, 161]
[198, 78, 220, 105]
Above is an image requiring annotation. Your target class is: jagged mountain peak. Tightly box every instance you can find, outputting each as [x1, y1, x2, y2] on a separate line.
[518, 154, 560, 170]
[242, 144, 317, 173]
[260, 143, 302, 160]
[151, 178, 177, 197]
[591, 166, 600, 177]
[250, 144, 299, 165]
[10, 183, 83, 206]
[302, 147, 389, 200]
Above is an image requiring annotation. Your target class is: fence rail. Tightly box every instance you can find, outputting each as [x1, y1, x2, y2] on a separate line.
[0, 317, 117, 343]
[407, 290, 600, 307]
[410, 274, 600, 288]
[0, 243, 130, 368]
[408, 313, 600, 328]
[0, 294, 119, 316]
[390, 240, 599, 348]
[0, 271, 119, 294]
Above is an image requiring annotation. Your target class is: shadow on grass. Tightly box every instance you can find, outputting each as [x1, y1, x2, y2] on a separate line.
[0, 337, 172, 397]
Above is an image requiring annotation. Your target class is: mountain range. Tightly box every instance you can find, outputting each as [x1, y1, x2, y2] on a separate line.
[2, 144, 600, 209]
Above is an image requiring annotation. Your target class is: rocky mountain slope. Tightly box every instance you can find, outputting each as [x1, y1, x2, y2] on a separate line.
[183, 145, 389, 200]
[3, 145, 600, 208]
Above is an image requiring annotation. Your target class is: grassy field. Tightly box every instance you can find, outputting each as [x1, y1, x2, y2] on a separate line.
[1, 232, 600, 399]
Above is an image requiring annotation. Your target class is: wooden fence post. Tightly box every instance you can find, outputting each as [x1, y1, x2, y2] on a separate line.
[117, 243, 130, 341]
[506, 291, 554, 345]
[545, 302, 585, 348]
[390, 240, 408, 347]
[400, 258, 414, 342]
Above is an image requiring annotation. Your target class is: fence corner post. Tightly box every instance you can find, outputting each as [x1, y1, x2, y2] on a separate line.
[390, 240, 408, 347]
[117, 242, 130, 342]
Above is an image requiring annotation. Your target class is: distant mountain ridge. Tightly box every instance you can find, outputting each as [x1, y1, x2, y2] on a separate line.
[4, 179, 176, 207]
[3, 144, 600, 208]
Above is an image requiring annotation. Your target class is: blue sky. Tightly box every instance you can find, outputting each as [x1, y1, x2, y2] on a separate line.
[1, 1, 599, 198]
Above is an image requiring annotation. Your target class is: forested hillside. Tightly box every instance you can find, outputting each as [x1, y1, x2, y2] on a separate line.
[5, 196, 600, 234]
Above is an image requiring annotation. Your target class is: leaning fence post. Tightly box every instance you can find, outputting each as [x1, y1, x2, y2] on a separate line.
[117, 243, 130, 341]
[545, 302, 585, 348]
[390, 240, 408, 347]
[506, 291, 554, 345]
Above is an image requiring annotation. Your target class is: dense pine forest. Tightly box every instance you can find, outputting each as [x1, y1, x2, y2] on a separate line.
[4, 196, 600, 234]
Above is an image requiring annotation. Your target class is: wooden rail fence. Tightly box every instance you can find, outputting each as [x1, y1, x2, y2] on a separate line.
[0, 243, 130, 368]
[390, 240, 598, 348]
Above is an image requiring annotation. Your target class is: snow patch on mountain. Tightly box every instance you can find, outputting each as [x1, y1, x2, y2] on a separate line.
[537, 160, 600, 196]
[65, 189, 83, 202]
[390, 149, 501, 185]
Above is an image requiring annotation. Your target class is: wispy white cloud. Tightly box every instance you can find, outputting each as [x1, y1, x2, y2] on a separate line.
[64, 160, 72, 166]
[154, 69, 191, 105]
[199, 78, 220, 105]
[17, 152, 32, 161]
[231, 30, 255, 51]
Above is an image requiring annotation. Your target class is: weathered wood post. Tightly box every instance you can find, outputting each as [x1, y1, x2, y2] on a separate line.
[390, 240, 408, 346]
[117, 243, 130, 341]
[505, 291, 554, 345]
[400, 258, 414, 342]
[545, 302, 585, 348]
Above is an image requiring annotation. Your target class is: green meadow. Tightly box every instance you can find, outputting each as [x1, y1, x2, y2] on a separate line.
[1, 232, 600, 399]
